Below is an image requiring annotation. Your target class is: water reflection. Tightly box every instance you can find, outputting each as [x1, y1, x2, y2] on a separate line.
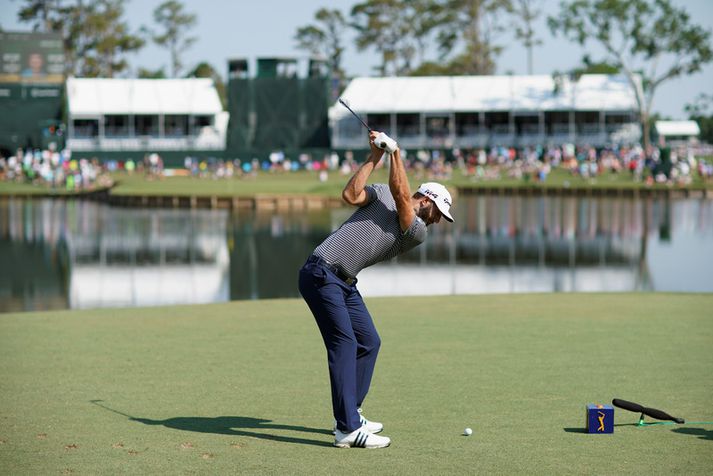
[363, 195, 713, 296]
[1, 195, 711, 313]
[0, 200, 229, 311]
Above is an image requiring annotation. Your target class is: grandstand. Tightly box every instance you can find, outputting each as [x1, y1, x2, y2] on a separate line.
[655, 120, 700, 146]
[65, 77, 227, 156]
[330, 74, 642, 149]
[225, 57, 331, 155]
[1, 44, 650, 162]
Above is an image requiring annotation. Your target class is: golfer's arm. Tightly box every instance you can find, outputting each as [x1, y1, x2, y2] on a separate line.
[389, 149, 415, 231]
[342, 152, 381, 206]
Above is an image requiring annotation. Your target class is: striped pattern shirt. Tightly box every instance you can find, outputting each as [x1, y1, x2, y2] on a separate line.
[313, 183, 427, 278]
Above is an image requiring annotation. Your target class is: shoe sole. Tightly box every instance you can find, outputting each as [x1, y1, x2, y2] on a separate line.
[334, 441, 390, 449]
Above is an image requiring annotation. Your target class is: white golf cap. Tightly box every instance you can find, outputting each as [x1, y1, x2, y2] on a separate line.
[416, 182, 454, 222]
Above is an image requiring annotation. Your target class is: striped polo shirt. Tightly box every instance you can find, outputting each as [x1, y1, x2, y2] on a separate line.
[313, 183, 428, 278]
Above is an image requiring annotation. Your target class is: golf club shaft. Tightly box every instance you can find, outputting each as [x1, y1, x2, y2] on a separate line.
[338, 99, 372, 132]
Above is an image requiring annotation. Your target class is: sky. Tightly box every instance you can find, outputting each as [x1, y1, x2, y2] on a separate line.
[1, 0, 712, 119]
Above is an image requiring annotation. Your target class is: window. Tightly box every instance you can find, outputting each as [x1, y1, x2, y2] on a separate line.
[165, 115, 189, 136]
[545, 111, 570, 134]
[425, 115, 450, 138]
[135, 115, 159, 136]
[72, 119, 98, 138]
[455, 113, 480, 136]
[104, 115, 129, 137]
[575, 111, 600, 134]
[193, 115, 213, 130]
[365, 113, 390, 133]
[485, 112, 509, 134]
[514, 115, 540, 135]
[396, 113, 420, 137]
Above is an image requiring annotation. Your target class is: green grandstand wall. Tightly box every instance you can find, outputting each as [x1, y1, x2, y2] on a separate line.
[0, 83, 63, 154]
[226, 76, 329, 153]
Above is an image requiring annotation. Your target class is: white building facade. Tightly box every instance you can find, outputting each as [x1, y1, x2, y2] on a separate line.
[331, 74, 641, 149]
[65, 77, 228, 152]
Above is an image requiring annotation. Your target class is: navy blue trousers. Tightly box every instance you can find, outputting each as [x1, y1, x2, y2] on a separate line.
[298, 257, 381, 433]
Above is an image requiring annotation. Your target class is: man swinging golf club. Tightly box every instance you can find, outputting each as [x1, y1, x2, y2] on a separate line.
[298, 130, 454, 448]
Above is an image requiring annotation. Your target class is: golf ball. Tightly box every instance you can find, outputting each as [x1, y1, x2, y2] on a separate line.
[464, 427, 473, 436]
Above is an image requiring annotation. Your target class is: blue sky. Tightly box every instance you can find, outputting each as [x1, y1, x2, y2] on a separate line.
[1, 0, 711, 119]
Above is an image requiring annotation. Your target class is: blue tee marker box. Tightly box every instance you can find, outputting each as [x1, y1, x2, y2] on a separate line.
[586, 404, 614, 434]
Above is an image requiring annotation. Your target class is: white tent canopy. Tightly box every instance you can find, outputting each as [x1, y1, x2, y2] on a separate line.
[655, 120, 700, 137]
[66, 77, 223, 116]
[330, 74, 639, 117]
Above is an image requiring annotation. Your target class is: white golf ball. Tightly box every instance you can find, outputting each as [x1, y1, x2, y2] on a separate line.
[464, 427, 473, 436]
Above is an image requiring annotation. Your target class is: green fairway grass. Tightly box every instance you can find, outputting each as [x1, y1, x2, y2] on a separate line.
[1, 294, 711, 474]
[103, 167, 713, 196]
[2, 166, 712, 198]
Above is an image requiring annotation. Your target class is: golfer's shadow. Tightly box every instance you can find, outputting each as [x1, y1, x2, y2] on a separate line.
[90, 400, 333, 447]
[671, 427, 713, 441]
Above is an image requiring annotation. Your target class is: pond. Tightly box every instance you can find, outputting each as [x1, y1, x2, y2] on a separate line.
[1, 195, 711, 313]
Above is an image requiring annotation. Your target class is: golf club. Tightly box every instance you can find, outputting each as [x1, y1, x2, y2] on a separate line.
[338, 98, 372, 132]
[612, 398, 685, 424]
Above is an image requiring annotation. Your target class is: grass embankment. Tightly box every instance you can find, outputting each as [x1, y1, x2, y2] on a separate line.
[1, 166, 712, 198]
[1, 293, 711, 474]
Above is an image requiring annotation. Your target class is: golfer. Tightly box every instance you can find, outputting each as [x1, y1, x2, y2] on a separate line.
[298, 130, 454, 448]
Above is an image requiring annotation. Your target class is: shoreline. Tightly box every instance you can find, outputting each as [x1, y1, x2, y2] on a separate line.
[1, 182, 712, 210]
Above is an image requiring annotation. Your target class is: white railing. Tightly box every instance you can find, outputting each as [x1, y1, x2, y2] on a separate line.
[576, 133, 606, 145]
[455, 132, 489, 148]
[490, 133, 515, 145]
[547, 133, 573, 144]
[517, 134, 546, 146]
[66, 138, 98, 151]
[67, 135, 224, 151]
[332, 123, 643, 149]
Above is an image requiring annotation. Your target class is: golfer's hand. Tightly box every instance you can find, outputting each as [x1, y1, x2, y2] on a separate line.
[369, 131, 384, 159]
[370, 131, 399, 156]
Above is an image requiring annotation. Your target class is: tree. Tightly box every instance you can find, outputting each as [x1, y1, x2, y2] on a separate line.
[685, 93, 713, 144]
[185, 62, 226, 110]
[17, 0, 56, 32]
[433, 0, 512, 75]
[17, 0, 144, 78]
[508, 0, 542, 75]
[80, 0, 145, 77]
[350, 0, 403, 76]
[138, 67, 167, 79]
[350, 0, 442, 76]
[548, 0, 713, 148]
[151, 0, 197, 77]
[294, 8, 347, 82]
[570, 55, 620, 77]
[406, 0, 443, 68]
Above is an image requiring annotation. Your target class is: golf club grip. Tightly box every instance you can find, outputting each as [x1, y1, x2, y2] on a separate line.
[612, 398, 645, 413]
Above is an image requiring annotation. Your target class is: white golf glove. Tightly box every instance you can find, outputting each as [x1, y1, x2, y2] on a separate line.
[373, 132, 398, 155]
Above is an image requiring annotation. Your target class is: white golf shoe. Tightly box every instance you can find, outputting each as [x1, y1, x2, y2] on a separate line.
[334, 426, 391, 449]
[332, 408, 383, 434]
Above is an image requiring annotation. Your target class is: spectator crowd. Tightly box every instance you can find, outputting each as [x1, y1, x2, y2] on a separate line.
[0, 146, 107, 191]
[2, 142, 712, 190]
[450, 143, 713, 186]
